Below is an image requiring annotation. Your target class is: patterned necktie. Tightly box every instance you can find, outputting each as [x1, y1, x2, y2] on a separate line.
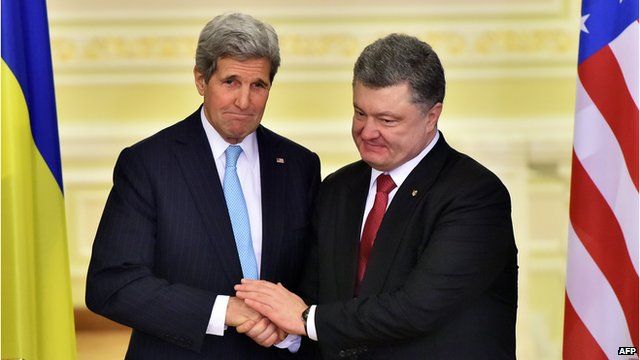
[356, 173, 396, 295]
[223, 145, 258, 279]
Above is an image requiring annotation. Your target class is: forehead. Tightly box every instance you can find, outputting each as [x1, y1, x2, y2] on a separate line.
[353, 82, 415, 112]
[214, 57, 271, 80]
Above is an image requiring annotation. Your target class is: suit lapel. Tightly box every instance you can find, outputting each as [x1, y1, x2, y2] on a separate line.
[256, 126, 286, 282]
[172, 109, 243, 284]
[359, 134, 452, 296]
[334, 162, 370, 298]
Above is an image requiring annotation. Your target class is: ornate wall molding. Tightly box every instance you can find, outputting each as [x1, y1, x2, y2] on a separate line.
[49, 0, 565, 21]
[49, 0, 578, 84]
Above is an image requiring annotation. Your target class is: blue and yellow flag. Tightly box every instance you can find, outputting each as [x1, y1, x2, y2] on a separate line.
[2, 0, 77, 359]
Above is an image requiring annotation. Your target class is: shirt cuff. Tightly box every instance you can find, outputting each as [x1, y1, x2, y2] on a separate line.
[274, 334, 301, 352]
[206, 295, 229, 336]
[307, 305, 318, 341]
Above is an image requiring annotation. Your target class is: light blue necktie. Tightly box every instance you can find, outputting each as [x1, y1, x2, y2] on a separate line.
[223, 145, 258, 279]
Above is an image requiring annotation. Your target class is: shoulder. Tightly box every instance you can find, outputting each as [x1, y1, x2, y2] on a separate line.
[121, 107, 201, 154]
[449, 149, 505, 186]
[312, 160, 367, 209]
[438, 148, 511, 205]
[323, 161, 369, 184]
[114, 110, 198, 169]
[318, 161, 369, 201]
[257, 126, 321, 177]
[258, 126, 317, 160]
[129, 116, 194, 153]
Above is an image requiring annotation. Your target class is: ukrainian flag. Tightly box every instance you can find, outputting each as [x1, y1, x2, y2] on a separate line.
[2, 0, 77, 358]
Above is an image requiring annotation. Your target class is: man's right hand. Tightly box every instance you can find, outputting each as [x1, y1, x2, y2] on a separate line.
[236, 317, 286, 347]
[225, 296, 286, 347]
[225, 296, 261, 327]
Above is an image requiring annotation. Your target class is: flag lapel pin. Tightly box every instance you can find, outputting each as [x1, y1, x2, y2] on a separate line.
[276, 157, 285, 164]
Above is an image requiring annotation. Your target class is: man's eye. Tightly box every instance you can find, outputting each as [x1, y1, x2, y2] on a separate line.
[223, 79, 235, 85]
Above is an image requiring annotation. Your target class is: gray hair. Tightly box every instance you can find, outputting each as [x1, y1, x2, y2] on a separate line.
[195, 13, 280, 83]
[353, 33, 445, 109]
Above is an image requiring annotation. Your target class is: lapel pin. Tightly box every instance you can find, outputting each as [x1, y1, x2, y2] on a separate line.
[411, 190, 418, 197]
[276, 157, 285, 164]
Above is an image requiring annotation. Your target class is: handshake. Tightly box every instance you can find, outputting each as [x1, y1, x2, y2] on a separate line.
[224, 279, 309, 347]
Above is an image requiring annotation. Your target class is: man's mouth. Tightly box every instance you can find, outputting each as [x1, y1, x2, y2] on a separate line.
[225, 113, 254, 120]
[361, 140, 386, 150]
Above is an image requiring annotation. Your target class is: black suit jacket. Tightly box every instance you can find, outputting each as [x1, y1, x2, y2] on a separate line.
[302, 133, 517, 359]
[86, 108, 320, 359]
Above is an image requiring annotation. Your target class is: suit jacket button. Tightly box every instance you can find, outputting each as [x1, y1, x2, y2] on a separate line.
[339, 350, 346, 358]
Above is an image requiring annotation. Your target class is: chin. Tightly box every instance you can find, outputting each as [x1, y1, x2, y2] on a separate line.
[360, 157, 384, 171]
[228, 127, 254, 137]
[360, 149, 386, 166]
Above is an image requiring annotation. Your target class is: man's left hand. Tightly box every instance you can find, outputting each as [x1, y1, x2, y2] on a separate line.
[235, 279, 307, 335]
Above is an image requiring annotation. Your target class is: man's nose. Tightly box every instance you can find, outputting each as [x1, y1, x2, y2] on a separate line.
[359, 118, 379, 139]
[234, 86, 250, 110]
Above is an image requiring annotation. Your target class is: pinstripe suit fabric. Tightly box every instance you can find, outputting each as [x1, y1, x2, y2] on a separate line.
[86, 108, 320, 359]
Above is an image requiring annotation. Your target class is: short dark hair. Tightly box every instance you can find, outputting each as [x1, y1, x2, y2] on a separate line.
[353, 33, 445, 108]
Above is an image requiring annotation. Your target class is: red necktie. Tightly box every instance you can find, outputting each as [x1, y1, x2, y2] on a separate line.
[356, 174, 396, 295]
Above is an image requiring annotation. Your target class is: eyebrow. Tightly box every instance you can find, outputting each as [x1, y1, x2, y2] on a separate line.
[222, 74, 238, 82]
[221, 74, 270, 86]
[254, 78, 269, 87]
[353, 104, 399, 119]
[375, 111, 398, 118]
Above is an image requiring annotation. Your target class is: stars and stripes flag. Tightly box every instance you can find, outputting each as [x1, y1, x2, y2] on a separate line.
[563, 0, 639, 358]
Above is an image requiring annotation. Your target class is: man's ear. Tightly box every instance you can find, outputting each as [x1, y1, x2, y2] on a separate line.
[426, 102, 443, 131]
[194, 66, 206, 96]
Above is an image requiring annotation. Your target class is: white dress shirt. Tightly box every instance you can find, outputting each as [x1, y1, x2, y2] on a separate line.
[200, 108, 299, 351]
[306, 131, 440, 341]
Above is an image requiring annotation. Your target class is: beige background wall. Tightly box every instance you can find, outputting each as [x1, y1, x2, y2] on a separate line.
[48, 0, 580, 358]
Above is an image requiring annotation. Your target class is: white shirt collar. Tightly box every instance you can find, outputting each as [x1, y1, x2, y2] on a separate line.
[200, 106, 259, 164]
[369, 131, 440, 190]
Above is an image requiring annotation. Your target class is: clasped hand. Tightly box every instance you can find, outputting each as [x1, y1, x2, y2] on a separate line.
[235, 279, 308, 336]
[225, 296, 287, 347]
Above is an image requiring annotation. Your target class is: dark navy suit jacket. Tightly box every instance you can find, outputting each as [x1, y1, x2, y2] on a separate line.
[86, 108, 320, 359]
[302, 133, 517, 359]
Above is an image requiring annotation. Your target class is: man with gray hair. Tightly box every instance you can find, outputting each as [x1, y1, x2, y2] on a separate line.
[236, 33, 518, 359]
[87, 13, 320, 358]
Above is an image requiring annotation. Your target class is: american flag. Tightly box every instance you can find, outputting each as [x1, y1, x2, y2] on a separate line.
[563, 0, 639, 358]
